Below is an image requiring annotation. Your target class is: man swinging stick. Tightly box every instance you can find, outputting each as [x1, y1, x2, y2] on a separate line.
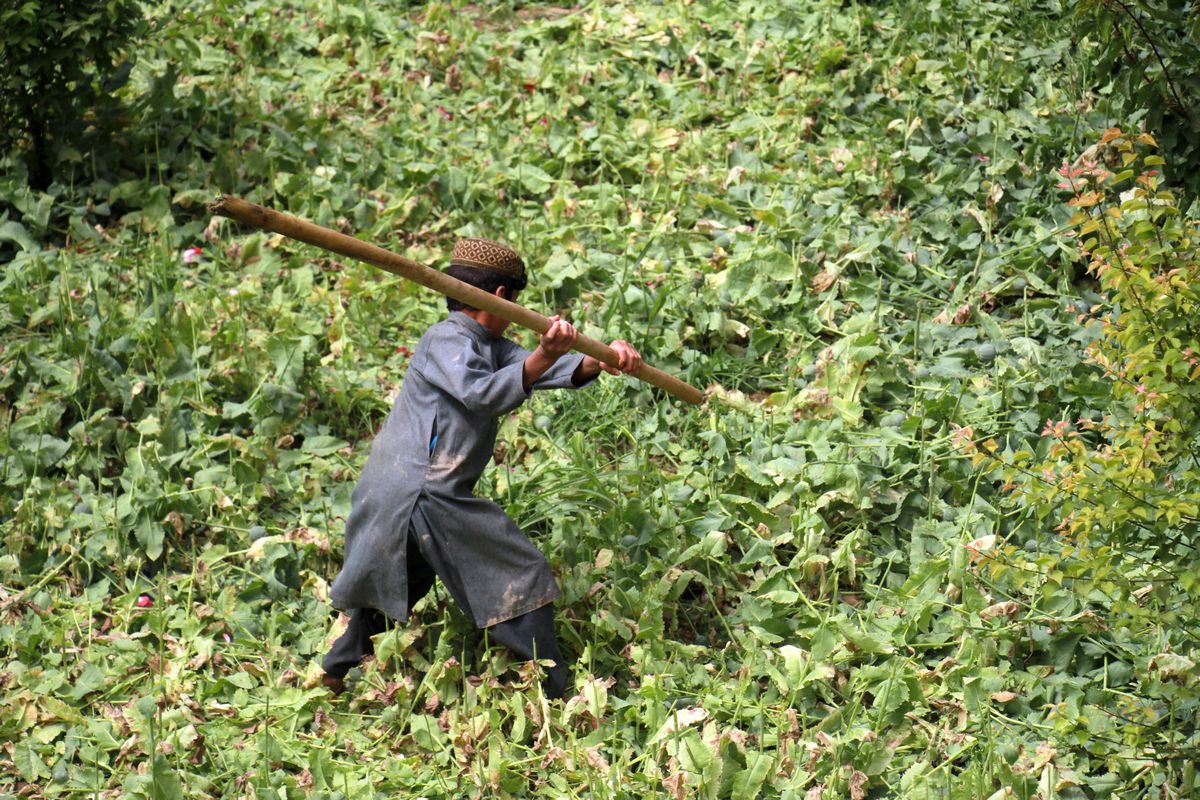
[208, 196, 701, 697]
[321, 238, 643, 699]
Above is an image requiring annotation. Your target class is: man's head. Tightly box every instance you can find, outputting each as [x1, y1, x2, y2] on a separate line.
[446, 238, 528, 312]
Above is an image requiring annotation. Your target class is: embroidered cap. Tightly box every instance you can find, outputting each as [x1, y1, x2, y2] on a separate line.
[451, 237, 525, 278]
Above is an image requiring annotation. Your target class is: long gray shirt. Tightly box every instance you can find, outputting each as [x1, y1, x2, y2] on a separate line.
[329, 311, 592, 627]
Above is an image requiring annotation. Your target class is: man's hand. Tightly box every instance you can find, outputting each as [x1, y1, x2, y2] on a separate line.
[597, 340, 642, 375]
[575, 339, 643, 383]
[524, 316, 577, 391]
[536, 316, 578, 359]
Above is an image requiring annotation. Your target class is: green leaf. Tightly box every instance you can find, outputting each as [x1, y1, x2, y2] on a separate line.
[518, 165, 554, 195]
[410, 714, 448, 751]
[223, 671, 256, 690]
[301, 435, 349, 456]
[309, 748, 333, 790]
[135, 514, 165, 560]
[674, 730, 718, 783]
[0, 220, 37, 251]
[29, 435, 71, 468]
[13, 740, 47, 782]
[150, 755, 184, 800]
[134, 415, 162, 437]
[731, 750, 774, 797]
[64, 664, 107, 701]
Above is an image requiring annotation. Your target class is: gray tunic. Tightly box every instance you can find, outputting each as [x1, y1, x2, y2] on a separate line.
[329, 311, 592, 628]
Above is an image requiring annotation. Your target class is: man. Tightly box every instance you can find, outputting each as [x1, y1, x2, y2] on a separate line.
[322, 237, 641, 699]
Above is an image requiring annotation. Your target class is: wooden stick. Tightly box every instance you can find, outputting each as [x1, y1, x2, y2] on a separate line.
[207, 195, 705, 405]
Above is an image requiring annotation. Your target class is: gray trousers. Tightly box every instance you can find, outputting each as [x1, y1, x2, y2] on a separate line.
[322, 528, 569, 698]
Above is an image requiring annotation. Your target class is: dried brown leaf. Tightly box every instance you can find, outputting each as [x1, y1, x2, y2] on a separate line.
[980, 600, 1020, 620]
[811, 270, 837, 293]
[663, 771, 688, 800]
[849, 769, 868, 800]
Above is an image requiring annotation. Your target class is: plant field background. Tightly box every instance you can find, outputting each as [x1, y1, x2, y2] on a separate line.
[3, 0, 1199, 797]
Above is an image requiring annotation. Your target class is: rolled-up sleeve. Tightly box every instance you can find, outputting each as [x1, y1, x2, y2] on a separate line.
[496, 340, 596, 390]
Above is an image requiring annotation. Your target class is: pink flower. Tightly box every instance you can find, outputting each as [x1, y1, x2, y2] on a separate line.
[182, 246, 203, 264]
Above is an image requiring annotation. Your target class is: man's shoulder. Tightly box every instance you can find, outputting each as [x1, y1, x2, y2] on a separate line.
[423, 313, 505, 349]
[415, 315, 495, 365]
[420, 316, 456, 337]
[418, 315, 468, 346]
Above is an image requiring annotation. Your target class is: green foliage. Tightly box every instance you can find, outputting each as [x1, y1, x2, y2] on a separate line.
[977, 129, 1200, 765]
[1070, 0, 1200, 199]
[0, 0, 147, 188]
[3, 0, 1199, 797]
[1007, 129, 1200, 549]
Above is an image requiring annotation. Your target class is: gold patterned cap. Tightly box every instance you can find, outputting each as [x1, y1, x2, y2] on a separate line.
[451, 237, 525, 278]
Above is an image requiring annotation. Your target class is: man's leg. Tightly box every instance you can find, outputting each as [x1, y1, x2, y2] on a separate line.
[405, 531, 438, 615]
[322, 607, 388, 679]
[486, 604, 570, 699]
[323, 533, 438, 681]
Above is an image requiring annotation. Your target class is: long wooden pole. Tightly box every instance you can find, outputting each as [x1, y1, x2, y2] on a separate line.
[208, 195, 705, 405]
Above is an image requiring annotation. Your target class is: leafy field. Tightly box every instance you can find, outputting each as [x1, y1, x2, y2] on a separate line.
[3, 0, 1199, 797]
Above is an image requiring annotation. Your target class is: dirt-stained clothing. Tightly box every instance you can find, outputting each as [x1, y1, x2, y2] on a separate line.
[328, 311, 591, 627]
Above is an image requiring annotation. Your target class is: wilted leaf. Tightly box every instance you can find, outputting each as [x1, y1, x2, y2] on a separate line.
[650, 707, 708, 745]
[662, 771, 687, 800]
[1149, 653, 1196, 681]
[849, 769, 868, 800]
[980, 601, 1020, 621]
[811, 269, 838, 294]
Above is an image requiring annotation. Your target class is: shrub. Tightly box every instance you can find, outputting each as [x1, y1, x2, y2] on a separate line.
[0, 0, 146, 189]
[1001, 129, 1200, 555]
[976, 129, 1200, 762]
[1071, 0, 1200, 200]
